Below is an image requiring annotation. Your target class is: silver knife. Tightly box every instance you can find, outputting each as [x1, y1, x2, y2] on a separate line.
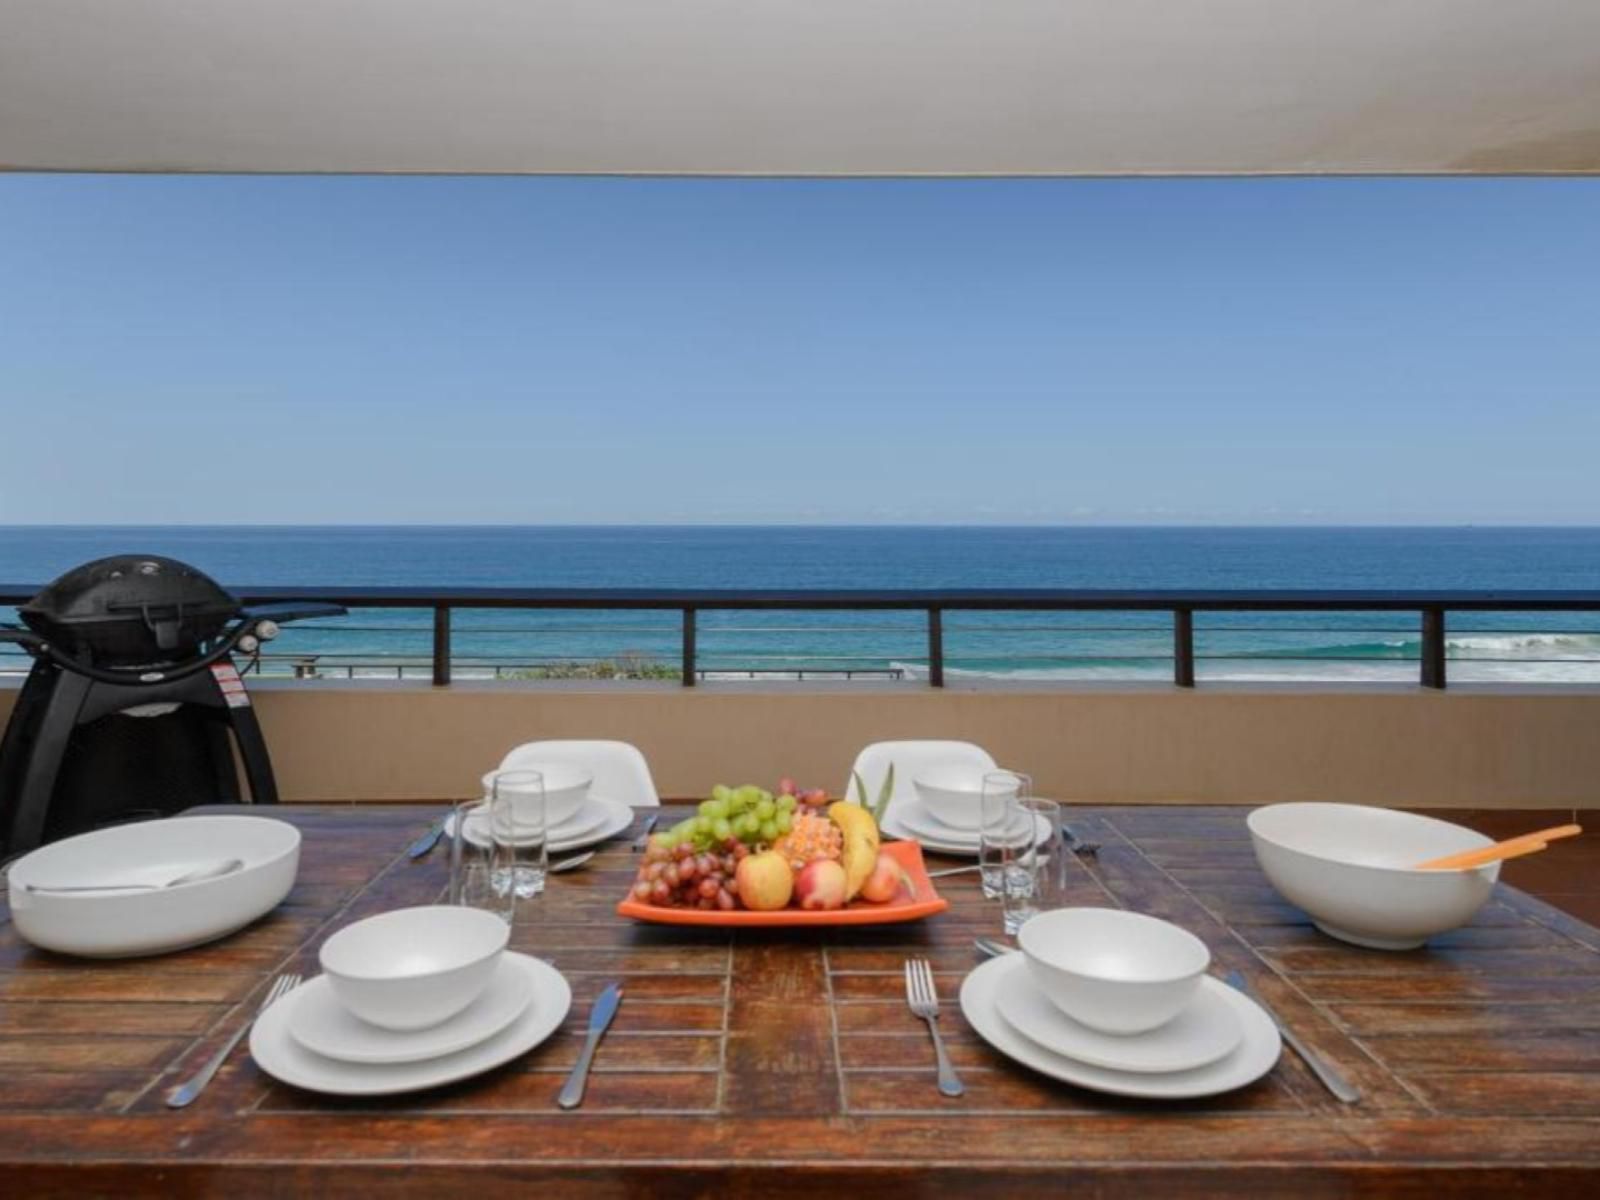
[1062, 823, 1101, 855]
[1224, 969, 1360, 1104]
[558, 982, 623, 1110]
[407, 817, 447, 860]
[631, 813, 658, 851]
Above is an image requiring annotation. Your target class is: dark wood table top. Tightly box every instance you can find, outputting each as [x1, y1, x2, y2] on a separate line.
[3, 803, 1599, 1197]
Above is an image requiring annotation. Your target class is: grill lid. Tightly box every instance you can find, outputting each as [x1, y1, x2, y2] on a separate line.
[20, 555, 241, 661]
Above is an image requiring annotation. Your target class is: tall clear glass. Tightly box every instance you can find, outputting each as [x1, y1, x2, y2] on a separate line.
[1001, 797, 1064, 936]
[487, 768, 548, 900]
[448, 798, 515, 923]
[979, 770, 1030, 899]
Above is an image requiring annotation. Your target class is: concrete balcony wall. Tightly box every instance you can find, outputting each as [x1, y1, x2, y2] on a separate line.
[5, 681, 1594, 809]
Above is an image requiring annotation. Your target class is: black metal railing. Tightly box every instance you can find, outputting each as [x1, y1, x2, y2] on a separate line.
[6, 585, 1600, 689]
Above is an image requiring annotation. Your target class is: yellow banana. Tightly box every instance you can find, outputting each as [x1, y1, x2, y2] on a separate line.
[827, 801, 881, 900]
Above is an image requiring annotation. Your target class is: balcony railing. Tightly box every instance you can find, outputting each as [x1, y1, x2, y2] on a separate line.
[6, 585, 1600, 689]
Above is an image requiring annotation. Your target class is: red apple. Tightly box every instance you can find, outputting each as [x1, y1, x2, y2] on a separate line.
[859, 852, 907, 903]
[735, 850, 794, 911]
[795, 859, 848, 910]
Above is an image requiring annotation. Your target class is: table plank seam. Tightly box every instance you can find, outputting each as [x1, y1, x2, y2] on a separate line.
[823, 943, 851, 1116]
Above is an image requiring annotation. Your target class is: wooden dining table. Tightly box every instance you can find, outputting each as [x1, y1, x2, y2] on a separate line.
[2, 802, 1599, 1196]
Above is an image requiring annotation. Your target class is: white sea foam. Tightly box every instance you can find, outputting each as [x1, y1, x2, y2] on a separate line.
[891, 652, 1600, 684]
[1445, 633, 1600, 654]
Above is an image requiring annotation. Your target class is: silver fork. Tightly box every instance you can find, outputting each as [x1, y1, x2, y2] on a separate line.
[904, 958, 964, 1097]
[166, 972, 301, 1108]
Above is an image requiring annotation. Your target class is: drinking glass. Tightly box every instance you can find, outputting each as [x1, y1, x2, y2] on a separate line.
[487, 768, 548, 900]
[979, 770, 1030, 899]
[1001, 797, 1065, 936]
[448, 798, 515, 923]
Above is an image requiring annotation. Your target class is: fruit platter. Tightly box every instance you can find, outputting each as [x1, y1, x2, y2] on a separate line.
[617, 777, 949, 926]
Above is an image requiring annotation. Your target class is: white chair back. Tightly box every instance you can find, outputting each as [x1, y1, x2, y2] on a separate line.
[497, 740, 661, 807]
[843, 740, 997, 808]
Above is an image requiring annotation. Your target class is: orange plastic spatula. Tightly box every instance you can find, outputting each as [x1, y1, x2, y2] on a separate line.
[1414, 823, 1582, 871]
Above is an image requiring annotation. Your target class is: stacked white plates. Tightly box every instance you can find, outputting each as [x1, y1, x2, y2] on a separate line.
[961, 908, 1281, 1099]
[447, 795, 634, 854]
[252, 953, 569, 1095]
[961, 955, 1279, 1098]
[882, 799, 1049, 857]
[251, 907, 571, 1095]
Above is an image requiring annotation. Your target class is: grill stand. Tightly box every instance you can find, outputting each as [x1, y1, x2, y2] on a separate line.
[0, 661, 279, 856]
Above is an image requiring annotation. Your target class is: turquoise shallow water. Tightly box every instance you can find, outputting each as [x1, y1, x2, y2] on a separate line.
[3, 526, 1599, 681]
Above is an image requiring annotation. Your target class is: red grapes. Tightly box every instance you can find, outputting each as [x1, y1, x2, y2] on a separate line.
[632, 837, 746, 909]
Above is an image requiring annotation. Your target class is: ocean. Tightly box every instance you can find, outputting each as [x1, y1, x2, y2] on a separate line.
[4, 526, 1600, 683]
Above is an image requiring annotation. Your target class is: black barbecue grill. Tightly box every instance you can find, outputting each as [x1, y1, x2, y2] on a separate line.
[0, 555, 344, 855]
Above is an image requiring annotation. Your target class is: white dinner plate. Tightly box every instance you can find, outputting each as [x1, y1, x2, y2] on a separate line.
[288, 952, 534, 1065]
[880, 807, 980, 855]
[884, 800, 1047, 857]
[464, 796, 610, 844]
[448, 796, 634, 854]
[252, 952, 570, 1095]
[961, 954, 1280, 1099]
[916, 799, 1071, 838]
[996, 969, 1242, 1074]
[462, 806, 605, 848]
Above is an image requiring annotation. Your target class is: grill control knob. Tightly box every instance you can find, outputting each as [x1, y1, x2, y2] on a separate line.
[237, 634, 260, 653]
[255, 619, 281, 642]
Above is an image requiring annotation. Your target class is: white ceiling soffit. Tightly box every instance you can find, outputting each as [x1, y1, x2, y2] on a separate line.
[3, 0, 1599, 175]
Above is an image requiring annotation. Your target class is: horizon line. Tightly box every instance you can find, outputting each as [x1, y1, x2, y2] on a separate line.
[5, 521, 1600, 532]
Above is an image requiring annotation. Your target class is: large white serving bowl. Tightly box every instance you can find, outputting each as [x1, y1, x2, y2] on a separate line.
[1248, 803, 1500, 950]
[6, 814, 300, 958]
[1017, 907, 1211, 1035]
[320, 905, 509, 1031]
[912, 764, 1015, 831]
[481, 763, 592, 829]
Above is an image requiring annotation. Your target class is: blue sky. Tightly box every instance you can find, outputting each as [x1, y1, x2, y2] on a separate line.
[1, 175, 1597, 525]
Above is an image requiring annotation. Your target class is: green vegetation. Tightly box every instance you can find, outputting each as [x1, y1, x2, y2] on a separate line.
[504, 652, 677, 681]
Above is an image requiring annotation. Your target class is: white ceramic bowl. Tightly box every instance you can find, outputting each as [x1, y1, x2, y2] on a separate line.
[1248, 802, 1500, 950]
[1017, 907, 1211, 1035]
[482, 763, 593, 829]
[912, 764, 1014, 831]
[319, 905, 509, 1031]
[6, 814, 300, 958]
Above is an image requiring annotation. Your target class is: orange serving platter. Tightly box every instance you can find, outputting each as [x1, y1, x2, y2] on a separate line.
[616, 839, 949, 926]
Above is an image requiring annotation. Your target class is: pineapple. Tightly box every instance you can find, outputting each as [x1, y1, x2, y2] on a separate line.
[772, 810, 843, 871]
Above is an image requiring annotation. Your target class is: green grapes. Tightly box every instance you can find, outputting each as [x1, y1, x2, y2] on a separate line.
[691, 783, 799, 850]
